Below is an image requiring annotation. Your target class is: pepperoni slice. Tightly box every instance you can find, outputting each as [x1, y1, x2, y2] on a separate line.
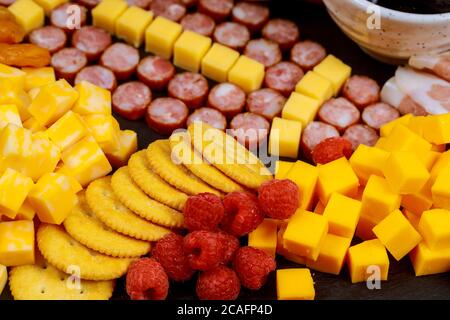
[301, 121, 340, 159]
[180, 13, 216, 37]
[51, 48, 87, 83]
[113, 81, 152, 121]
[247, 88, 286, 121]
[75, 65, 117, 91]
[213, 22, 250, 51]
[198, 0, 234, 22]
[342, 75, 381, 109]
[146, 97, 189, 135]
[151, 0, 187, 22]
[168, 72, 209, 109]
[74, 0, 100, 9]
[51, 3, 87, 34]
[187, 107, 227, 131]
[318, 97, 361, 132]
[231, 1, 269, 33]
[290, 40, 326, 70]
[100, 43, 140, 81]
[137, 55, 176, 91]
[362, 102, 400, 130]
[244, 38, 282, 68]
[72, 26, 112, 61]
[262, 19, 300, 51]
[207, 82, 246, 118]
[229, 112, 270, 149]
[264, 62, 304, 97]
[126, 0, 153, 8]
[343, 124, 379, 151]
[28, 26, 67, 54]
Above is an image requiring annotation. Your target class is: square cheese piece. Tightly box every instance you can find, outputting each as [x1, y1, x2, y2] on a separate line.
[0, 64, 26, 89]
[0, 104, 22, 130]
[277, 269, 315, 300]
[145, 16, 182, 59]
[373, 210, 422, 261]
[8, 0, 44, 33]
[92, 0, 128, 34]
[281, 92, 321, 127]
[201, 43, 239, 83]
[380, 114, 414, 137]
[431, 166, 450, 210]
[105, 129, 138, 168]
[46, 110, 88, 150]
[355, 211, 378, 241]
[313, 55, 352, 95]
[274, 160, 294, 179]
[418, 209, 450, 250]
[269, 117, 302, 159]
[0, 168, 34, 218]
[248, 219, 278, 257]
[382, 124, 432, 155]
[349, 144, 390, 185]
[422, 114, 450, 145]
[401, 184, 433, 216]
[28, 132, 61, 181]
[228, 55, 265, 93]
[0, 78, 31, 121]
[0, 264, 6, 295]
[295, 71, 333, 104]
[15, 201, 36, 221]
[403, 208, 421, 231]
[34, 0, 67, 15]
[174, 30, 212, 72]
[409, 241, 450, 276]
[347, 239, 389, 283]
[83, 114, 120, 154]
[323, 193, 361, 238]
[0, 124, 32, 176]
[0, 220, 34, 266]
[276, 225, 306, 264]
[285, 160, 319, 210]
[116, 6, 153, 48]
[22, 67, 55, 91]
[72, 81, 111, 115]
[55, 165, 83, 194]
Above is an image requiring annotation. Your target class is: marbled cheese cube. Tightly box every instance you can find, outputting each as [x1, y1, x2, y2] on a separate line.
[313, 55, 352, 95]
[92, 0, 128, 34]
[34, 0, 67, 15]
[105, 129, 137, 168]
[28, 87, 41, 100]
[347, 239, 389, 283]
[268, 117, 302, 159]
[15, 201, 36, 221]
[29, 132, 61, 181]
[0, 265, 6, 295]
[0, 220, 34, 266]
[72, 81, 111, 115]
[418, 209, 450, 251]
[55, 165, 83, 194]
[8, 0, 44, 33]
[0, 104, 22, 130]
[0, 64, 26, 89]
[83, 114, 120, 154]
[281, 92, 321, 127]
[323, 193, 361, 238]
[46, 111, 88, 150]
[295, 71, 333, 104]
[0, 124, 33, 177]
[228, 55, 265, 93]
[0, 168, 34, 219]
[22, 67, 55, 91]
[174, 30, 212, 72]
[409, 241, 450, 276]
[277, 269, 315, 300]
[274, 160, 294, 180]
[248, 219, 278, 257]
[422, 114, 450, 145]
[201, 43, 239, 83]
[116, 6, 153, 48]
[285, 160, 319, 210]
[145, 16, 182, 59]
[0, 78, 31, 121]
[349, 144, 390, 185]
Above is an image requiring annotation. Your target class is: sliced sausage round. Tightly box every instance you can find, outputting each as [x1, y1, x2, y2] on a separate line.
[75, 65, 117, 91]
[113, 81, 152, 121]
[342, 75, 381, 109]
[51, 48, 87, 84]
[231, 1, 269, 33]
[290, 40, 326, 71]
[180, 0, 197, 7]
[168, 72, 209, 109]
[301, 121, 340, 159]
[264, 61, 304, 97]
[74, 0, 100, 9]
[247, 88, 286, 121]
[51, 3, 87, 34]
[100, 43, 140, 81]
[0, 0, 16, 5]
[318, 97, 361, 132]
[230, 112, 270, 149]
[362, 102, 400, 130]
[198, 0, 234, 22]
[343, 124, 379, 151]
[151, 0, 186, 22]
[207, 82, 246, 118]
[213, 22, 250, 51]
[146, 97, 189, 135]
[28, 26, 67, 54]
[244, 38, 282, 68]
[180, 13, 215, 37]
[72, 26, 112, 62]
[187, 107, 227, 131]
[262, 19, 300, 51]
[126, 0, 153, 8]
[137, 55, 176, 91]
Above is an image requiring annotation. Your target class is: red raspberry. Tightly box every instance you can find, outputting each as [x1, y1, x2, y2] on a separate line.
[152, 233, 195, 282]
[258, 179, 299, 220]
[232, 246, 276, 290]
[183, 193, 225, 232]
[217, 231, 240, 264]
[183, 231, 225, 271]
[312, 137, 353, 165]
[221, 192, 264, 237]
[126, 258, 169, 300]
[196, 265, 241, 300]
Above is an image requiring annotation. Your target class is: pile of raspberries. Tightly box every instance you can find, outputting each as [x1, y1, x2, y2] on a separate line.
[126, 179, 299, 300]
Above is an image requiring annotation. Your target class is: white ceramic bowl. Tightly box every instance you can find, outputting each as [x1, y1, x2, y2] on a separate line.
[322, 0, 450, 64]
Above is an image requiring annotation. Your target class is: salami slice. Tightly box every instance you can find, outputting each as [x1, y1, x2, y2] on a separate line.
[301, 121, 340, 159]
[137, 55, 176, 90]
[247, 88, 286, 120]
[343, 124, 379, 151]
[51, 3, 87, 34]
[213, 22, 250, 51]
[318, 97, 360, 132]
[28, 26, 67, 54]
[75, 65, 117, 91]
[362, 102, 400, 130]
[231, 1, 269, 33]
[74, 0, 100, 9]
[244, 38, 282, 68]
[72, 26, 112, 62]
[51, 47, 87, 83]
[198, 0, 234, 22]
[290, 40, 326, 70]
[180, 13, 216, 37]
[187, 107, 227, 131]
[168, 72, 209, 109]
[229, 112, 270, 149]
[207, 82, 246, 118]
[113, 81, 152, 121]
[342, 75, 380, 109]
[264, 61, 304, 97]
[126, 0, 153, 8]
[146, 97, 189, 135]
[262, 19, 300, 51]
[100, 43, 140, 80]
[151, 0, 186, 22]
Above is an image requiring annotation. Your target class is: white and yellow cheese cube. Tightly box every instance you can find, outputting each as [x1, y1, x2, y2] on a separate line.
[0, 78, 31, 121]
[0, 220, 34, 266]
[72, 81, 111, 115]
[0, 64, 26, 89]
[22, 67, 55, 91]
[0, 264, 7, 295]
[46, 111, 88, 150]
[106, 129, 138, 168]
[0, 104, 22, 130]
[83, 114, 120, 154]
[0, 124, 33, 177]
[0, 168, 34, 219]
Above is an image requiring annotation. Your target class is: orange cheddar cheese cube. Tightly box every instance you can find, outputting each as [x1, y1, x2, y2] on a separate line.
[276, 269, 315, 300]
[402, 208, 420, 231]
[0, 168, 34, 219]
[381, 124, 432, 155]
[349, 144, 389, 185]
[409, 241, 450, 276]
[419, 150, 441, 171]
[285, 160, 319, 210]
[0, 78, 31, 121]
[323, 193, 361, 238]
[380, 114, 413, 137]
[418, 209, 450, 251]
[276, 226, 306, 265]
[15, 201, 36, 221]
[406, 115, 426, 136]
[46, 111, 88, 150]
[105, 129, 137, 168]
[274, 160, 294, 179]
[248, 219, 278, 257]
[429, 151, 450, 185]
[0, 104, 22, 130]
[83, 114, 120, 154]
[72, 81, 111, 115]
[347, 239, 389, 283]
[355, 211, 378, 241]
[0, 220, 34, 266]
[401, 184, 433, 216]
[314, 201, 325, 215]
[22, 67, 55, 91]
[431, 165, 450, 210]
[422, 114, 450, 145]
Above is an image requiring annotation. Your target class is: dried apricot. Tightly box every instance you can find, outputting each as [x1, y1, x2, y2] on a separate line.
[0, 19, 26, 44]
[0, 43, 50, 67]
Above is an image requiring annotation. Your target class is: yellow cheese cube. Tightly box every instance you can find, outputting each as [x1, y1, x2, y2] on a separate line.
[0, 64, 26, 89]
[406, 116, 426, 136]
[34, 0, 67, 15]
[283, 210, 328, 260]
[281, 92, 321, 127]
[380, 114, 414, 137]
[72, 81, 111, 116]
[22, 67, 55, 91]
[61, 136, 112, 186]
[0, 104, 22, 130]
[46, 111, 88, 150]
[323, 193, 361, 238]
[29, 131, 61, 181]
[422, 114, 450, 145]
[28, 172, 77, 224]
[355, 211, 378, 241]
[374, 137, 387, 149]
[347, 239, 389, 283]
[409, 241, 450, 276]
[0, 168, 34, 218]
[0, 264, 6, 295]
[274, 160, 294, 179]
[268, 117, 302, 159]
[276, 226, 306, 265]
[314, 201, 325, 214]
[0, 78, 31, 121]
[313, 55, 352, 95]
[28, 87, 41, 100]
[228, 55, 265, 93]
[295, 71, 334, 104]
[383, 151, 430, 195]
[317, 157, 359, 205]
[418, 209, 450, 251]
[55, 165, 83, 194]
[83, 114, 120, 154]
[403, 208, 421, 230]
[248, 219, 278, 257]
[0, 220, 34, 266]
[116, 6, 153, 48]
[420, 150, 440, 171]
[15, 201, 36, 221]
[349, 144, 390, 185]
[373, 210, 422, 261]
[92, 0, 128, 34]
[360, 175, 401, 223]
[381, 125, 432, 156]
[285, 160, 319, 210]
[277, 269, 315, 300]
[28, 79, 79, 127]
[430, 151, 450, 185]
[145, 16, 182, 59]
[0, 124, 33, 177]
[8, 0, 44, 33]
[105, 129, 138, 168]
[431, 166, 450, 210]
[306, 233, 351, 275]
[201, 43, 239, 83]
[174, 30, 212, 72]
[401, 184, 433, 216]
